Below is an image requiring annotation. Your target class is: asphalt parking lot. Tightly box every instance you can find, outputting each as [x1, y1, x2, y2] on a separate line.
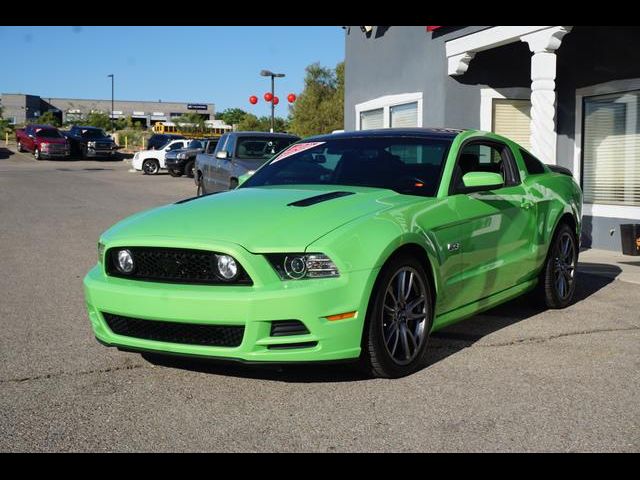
[0, 145, 638, 452]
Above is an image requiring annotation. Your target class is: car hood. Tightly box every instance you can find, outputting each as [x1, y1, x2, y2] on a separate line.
[37, 137, 67, 144]
[101, 185, 415, 252]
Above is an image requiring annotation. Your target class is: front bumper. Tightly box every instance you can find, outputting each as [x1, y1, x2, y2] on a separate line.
[83, 240, 378, 363]
[86, 148, 117, 158]
[165, 158, 186, 169]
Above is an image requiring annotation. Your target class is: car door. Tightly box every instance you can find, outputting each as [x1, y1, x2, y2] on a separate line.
[445, 139, 537, 308]
[24, 125, 35, 151]
[214, 134, 236, 187]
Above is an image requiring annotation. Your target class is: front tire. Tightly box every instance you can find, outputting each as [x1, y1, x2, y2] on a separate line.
[34, 148, 42, 160]
[196, 175, 206, 196]
[17, 141, 24, 152]
[168, 168, 182, 177]
[184, 160, 195, 178]
[360, 254, 433, 378]
[537, 222, 578, 309]
[142, 159, 160, 175]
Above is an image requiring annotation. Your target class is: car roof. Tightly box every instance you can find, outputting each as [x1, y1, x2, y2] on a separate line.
[73, 125, 102, 129]
[227, 131, 300, 139]
[304, 127, 466, 142]
[29, 124, 57, 129]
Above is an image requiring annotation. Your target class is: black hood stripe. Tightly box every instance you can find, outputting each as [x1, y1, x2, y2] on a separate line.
[288, 191, 355, 207]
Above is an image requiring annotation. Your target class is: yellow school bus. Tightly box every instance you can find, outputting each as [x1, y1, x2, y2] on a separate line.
[152, 122, 232, 138]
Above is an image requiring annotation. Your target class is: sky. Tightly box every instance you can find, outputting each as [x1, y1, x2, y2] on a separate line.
[0, 26, 345, 117]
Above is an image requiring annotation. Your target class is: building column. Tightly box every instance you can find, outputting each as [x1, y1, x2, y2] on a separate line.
[521, 26, 571, 164]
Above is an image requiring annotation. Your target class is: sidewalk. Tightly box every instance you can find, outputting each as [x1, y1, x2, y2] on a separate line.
[578, 248, 640, 285]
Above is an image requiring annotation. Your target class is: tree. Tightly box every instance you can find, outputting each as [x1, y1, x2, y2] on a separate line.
[237, 114, 289, 132]
[172, 112, 206, 133]
[216, 108, 247, 126]
[0, 107, 13, 137]
[84, 112, 112, 130]
[288, 61, 344, 137]
[37, 111, 61, 127]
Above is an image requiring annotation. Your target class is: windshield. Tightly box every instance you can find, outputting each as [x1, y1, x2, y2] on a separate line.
[81, 128, 107, 138]
[235, 136, 297, 161]
[35, 129, 63, 139]
[242, 137, 452, 197]
[187, 140, 202, 149]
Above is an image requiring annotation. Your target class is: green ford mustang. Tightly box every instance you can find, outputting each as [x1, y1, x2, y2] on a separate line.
[84, 128, 582, 378]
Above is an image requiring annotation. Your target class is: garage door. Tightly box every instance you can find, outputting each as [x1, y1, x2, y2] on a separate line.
[492, 99, 531, 150]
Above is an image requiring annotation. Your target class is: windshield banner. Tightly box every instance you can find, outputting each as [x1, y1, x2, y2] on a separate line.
[272, 141, 325, 163]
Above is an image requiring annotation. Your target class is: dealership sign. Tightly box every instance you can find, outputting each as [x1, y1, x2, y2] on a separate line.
[187, 104, 208, 110]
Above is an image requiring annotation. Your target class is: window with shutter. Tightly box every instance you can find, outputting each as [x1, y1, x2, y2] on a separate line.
[360, 108, 384, 130]
[583, 90, 639, 207]
[390, 102, 418, 128]
[492, 99, 531, 150]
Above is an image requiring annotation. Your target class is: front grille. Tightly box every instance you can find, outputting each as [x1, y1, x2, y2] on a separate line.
[93, 142, 113, 150]
[103, 312, 244, 347]
[270, 320, 309, 337]
[105, 247, 252, 285]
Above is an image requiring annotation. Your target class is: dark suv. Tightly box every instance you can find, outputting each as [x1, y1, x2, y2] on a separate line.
[147, 133, 186, 150]
[165, 138, 219, 178]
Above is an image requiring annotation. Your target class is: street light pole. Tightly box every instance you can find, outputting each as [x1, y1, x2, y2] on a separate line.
[107, 74, 114, 132]
[260, 70, 285, 133]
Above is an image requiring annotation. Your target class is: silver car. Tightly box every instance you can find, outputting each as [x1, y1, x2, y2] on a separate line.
[195, 131, 299, 194]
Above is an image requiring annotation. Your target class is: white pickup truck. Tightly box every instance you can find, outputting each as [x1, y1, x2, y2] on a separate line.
[131, 138, 191, 175]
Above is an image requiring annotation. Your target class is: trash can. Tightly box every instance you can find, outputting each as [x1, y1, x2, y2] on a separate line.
[620, 224, 640, 256]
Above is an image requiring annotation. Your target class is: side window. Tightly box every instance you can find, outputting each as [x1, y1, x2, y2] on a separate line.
[451, 141, 519, 193]
[520, 148, 546, 175]
[206, 140, 218, 154]
[225, 136, 237, 157]
[214, 135, 228, 155]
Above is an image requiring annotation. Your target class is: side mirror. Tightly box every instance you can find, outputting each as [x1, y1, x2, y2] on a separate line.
[462, 172, 504, 191]
[28, 134, 35, 139]
[216, 150, 229, 160]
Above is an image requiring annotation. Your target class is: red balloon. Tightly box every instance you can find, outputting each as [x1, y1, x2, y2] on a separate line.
[249, 95, 258, 105]
[272, 96, 279, 105]
[287, 93, 296, 103]
[264, 92, 273, 102]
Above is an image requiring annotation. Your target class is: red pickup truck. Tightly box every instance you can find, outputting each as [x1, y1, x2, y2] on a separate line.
[16, 124, 70, 160]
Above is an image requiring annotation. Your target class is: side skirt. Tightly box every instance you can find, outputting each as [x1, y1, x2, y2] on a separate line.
[431, 279, 537, 332]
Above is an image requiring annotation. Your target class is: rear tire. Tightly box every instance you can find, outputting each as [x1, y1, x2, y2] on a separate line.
[142, 159, 160, 175]
[360, 254, 433, 378]
[536, 222, 578, 309]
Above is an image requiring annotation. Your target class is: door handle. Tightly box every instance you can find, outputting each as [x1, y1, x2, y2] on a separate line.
[520, 199, 534, 210]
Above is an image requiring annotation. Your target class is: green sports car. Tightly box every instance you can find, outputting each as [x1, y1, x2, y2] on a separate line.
[83, 128, 582, 378]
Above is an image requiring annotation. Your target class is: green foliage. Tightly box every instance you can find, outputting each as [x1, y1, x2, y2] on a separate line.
[115, 115, 134, 130]
[36, 111, 61, 127]
[172, 112, 206, 132]
[0, 106, 13, 138]
[83, 111, 112, 130]
[236, 114, 289, 132]
[217, 108, 248, 126]
[288, 61, 344, 137]
[113, 128, 153, 150]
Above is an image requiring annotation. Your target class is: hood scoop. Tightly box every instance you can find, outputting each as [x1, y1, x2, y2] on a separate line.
[287, 191, 355, 207]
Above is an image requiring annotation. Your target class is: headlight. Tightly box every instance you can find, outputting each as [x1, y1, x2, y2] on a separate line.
[88, 141, 96, 148]
[266, 253, 339, 280]
[98, 242, 105, 264]
[216, 254, 238, 280]
[116, 249, 134, 274]
[40, 143, 50, 150]
[177, 153, 187, 160]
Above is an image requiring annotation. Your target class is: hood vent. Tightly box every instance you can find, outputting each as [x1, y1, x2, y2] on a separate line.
[288, 191, 355, 207]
